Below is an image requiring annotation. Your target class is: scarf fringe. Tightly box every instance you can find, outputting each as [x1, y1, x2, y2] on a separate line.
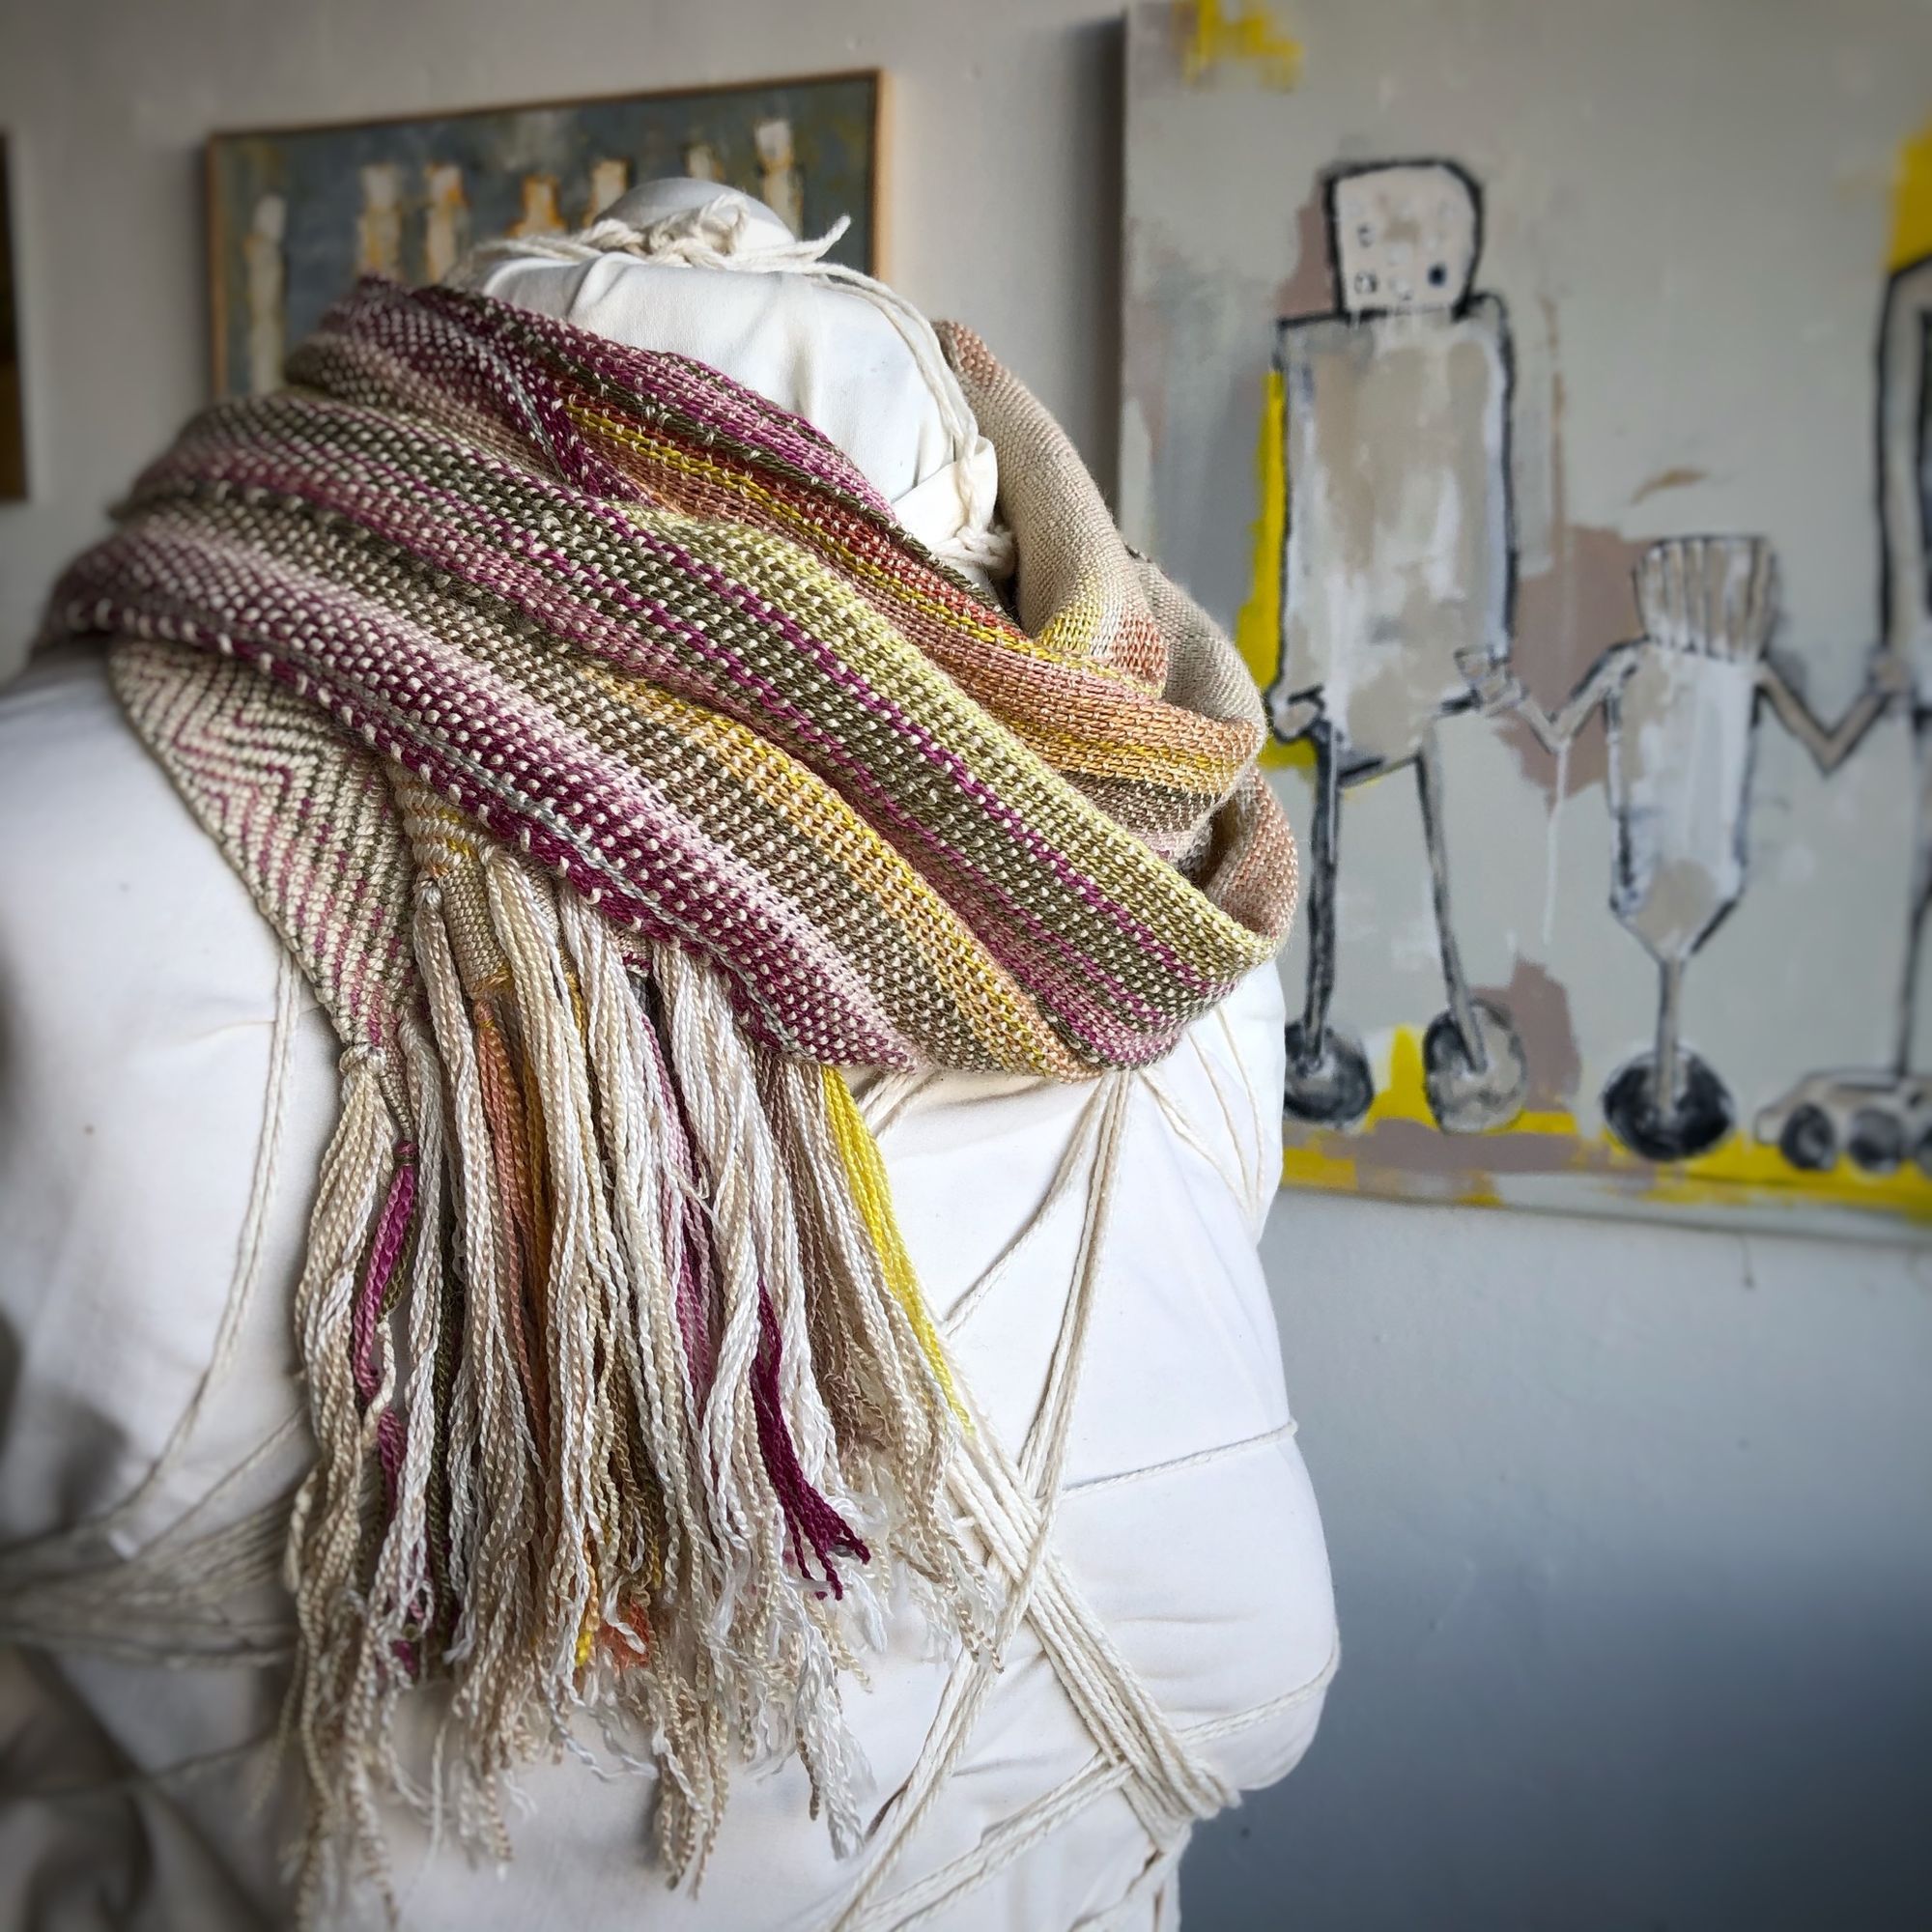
[280, 797, 982, 1920]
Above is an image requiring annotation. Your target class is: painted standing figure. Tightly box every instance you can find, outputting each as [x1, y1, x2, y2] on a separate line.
[1504, 534, 1896, 1161]
[1267, 159, 1529, 1132]
[1756, 253, 1932, 1171]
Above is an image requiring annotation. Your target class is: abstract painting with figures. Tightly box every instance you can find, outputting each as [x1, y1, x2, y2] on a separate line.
[207, 71, 881, 398]
[1122, 1, 1932, 1235]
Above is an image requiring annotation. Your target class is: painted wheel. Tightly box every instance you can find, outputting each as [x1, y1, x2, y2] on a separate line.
[1777, 1103, 1837, 1172]
[1421, 999, 1528, 1134]
[1848, 1106, 1906, 1174]
[1603, 1048, 1734, 1162]
[1283, 1021, 1375, 1129]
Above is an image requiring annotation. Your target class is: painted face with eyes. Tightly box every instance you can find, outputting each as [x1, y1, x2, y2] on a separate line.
[1330, 164, 1479, 317]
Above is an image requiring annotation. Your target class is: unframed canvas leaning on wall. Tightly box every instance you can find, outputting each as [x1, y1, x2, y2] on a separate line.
[1123, 0, 1932, 1238]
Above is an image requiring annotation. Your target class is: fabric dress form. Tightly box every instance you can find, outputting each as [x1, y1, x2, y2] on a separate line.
[0, 185, 1337, 1931]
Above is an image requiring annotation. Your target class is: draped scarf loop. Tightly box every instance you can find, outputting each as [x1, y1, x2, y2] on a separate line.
[45, 277, 1296, 1920]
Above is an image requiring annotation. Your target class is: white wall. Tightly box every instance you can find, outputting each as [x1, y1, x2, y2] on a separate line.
[2, 4, 1928, 1927]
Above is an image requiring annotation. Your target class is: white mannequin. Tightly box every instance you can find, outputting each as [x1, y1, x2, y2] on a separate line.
[0, 185, 1336, 1931]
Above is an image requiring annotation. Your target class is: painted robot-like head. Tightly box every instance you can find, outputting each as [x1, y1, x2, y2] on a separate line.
[1328, 161, 1480, 317]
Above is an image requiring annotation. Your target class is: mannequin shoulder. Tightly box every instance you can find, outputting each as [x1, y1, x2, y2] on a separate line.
[0, 644, 292, 1032]
[0, 648, 333, 1542]
[0, 645, 237, 924]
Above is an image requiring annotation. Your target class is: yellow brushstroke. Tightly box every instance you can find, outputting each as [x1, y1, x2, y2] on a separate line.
[1649, 1126, 1932, 1224]
[1889, 117, 1932, 270]
[1282, 1025, 1932, 1224]
[1182, 1, 1304, 87]
[1375, 1025, 1437, 1126]
[1281, 1143, 1361, 1190]
[1368, 1024, 1579, 1139]
[1237, 368, 1310, 771]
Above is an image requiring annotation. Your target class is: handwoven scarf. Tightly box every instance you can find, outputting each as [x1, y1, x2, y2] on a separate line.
[45, 277, 1296, 1914]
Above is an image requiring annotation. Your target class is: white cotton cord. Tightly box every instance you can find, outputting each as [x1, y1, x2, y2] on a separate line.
[942, 1080, 1112, 1338]
[855, 1066, 939, 1141]
[0, 1493, 296, 1665]
[838, 1073, 1242, 1930]
[452, 195, 854, 280]
[111, 946, 303, 1539]
[1077, 1850, 1181, 1932]
[1137, 1065, 1253, 1212]
[0, 1733, 274, 1808]
[856, 1634, 1339, 1930]
[933, 520, 1017, 580]
[1208, 1004, 1276, 1227]
[1183, 1026, 1264, 1221]
[837, 1074, 1233, 1927]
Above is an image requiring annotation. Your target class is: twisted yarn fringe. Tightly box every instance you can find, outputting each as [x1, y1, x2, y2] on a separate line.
[271, 820, 976, 1920]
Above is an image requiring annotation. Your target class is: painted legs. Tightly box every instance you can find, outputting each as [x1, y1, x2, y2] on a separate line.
[1283, 721, 1375, 1126]
[1755, 711, 1932, 1174]
[1601, 953, 1734, 1161]
[1283, 725, 1526, 1133]
[1413, 731, 1528, 1132]
[1892, 713, 1932, 1076]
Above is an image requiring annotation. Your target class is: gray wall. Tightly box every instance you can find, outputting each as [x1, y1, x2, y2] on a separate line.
[1198, 1191, 1932, 1930]
[2, 3, 1929, 1927]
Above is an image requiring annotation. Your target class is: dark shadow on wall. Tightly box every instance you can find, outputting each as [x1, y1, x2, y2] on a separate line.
[1181, 1480, 1932, 1931]
[1066, 15, 1124, 508]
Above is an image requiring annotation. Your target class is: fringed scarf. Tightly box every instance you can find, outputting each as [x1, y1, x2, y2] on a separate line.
[44, 277, 1296, 1918]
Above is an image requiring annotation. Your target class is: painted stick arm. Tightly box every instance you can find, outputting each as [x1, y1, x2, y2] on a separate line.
[1755, 654, 1907, 774]
[1456, 643, 1635, 753]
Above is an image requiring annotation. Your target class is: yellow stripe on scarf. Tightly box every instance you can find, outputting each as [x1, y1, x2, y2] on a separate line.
[820, 1064, 966, 1424]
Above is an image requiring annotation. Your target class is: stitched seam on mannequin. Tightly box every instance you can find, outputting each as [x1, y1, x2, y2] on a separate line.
[1059, 1418, 1299, 1499]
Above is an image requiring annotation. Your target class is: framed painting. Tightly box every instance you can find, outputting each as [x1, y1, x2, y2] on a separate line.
[206, 70, 882, 398]
[1122, 1, 1932, 1236]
